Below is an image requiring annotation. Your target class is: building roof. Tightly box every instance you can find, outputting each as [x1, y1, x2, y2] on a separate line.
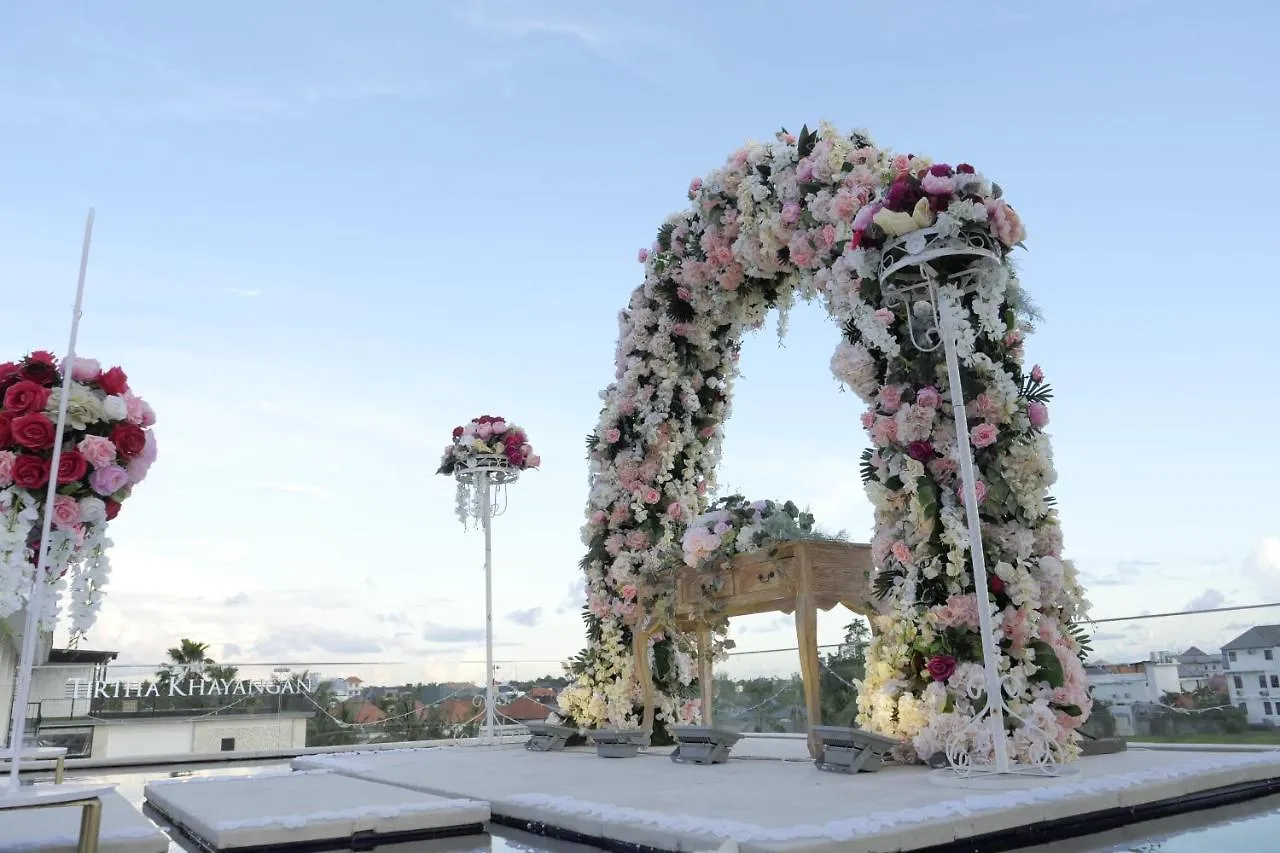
[498, 696, 553, 722]
[1222, 626, 1280, 651]
[1182, 646, 1206, 657]
[47, 649, 119, 664]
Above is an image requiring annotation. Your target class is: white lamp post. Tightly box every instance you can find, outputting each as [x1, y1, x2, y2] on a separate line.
[879, 226, 1061, 777]
[454, 455, 518, 745]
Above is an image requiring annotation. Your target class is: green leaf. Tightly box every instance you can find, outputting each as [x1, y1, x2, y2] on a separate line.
[1058, 704, 1083, 717]
[797, 124, 816, 158]
[1031, 639, 1065, 688]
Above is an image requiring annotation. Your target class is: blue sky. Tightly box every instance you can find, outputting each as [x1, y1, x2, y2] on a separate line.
[2, 1, 1277, 685]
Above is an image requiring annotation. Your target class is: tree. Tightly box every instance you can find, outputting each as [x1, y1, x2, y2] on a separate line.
[156, 639, 215, 684]
[819, 618, 869, 726]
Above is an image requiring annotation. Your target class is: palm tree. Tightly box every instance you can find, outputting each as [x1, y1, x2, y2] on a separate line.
[156, 638, 214, 685]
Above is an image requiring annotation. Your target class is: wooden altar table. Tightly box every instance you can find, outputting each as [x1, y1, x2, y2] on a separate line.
[634, 539, 875, 758]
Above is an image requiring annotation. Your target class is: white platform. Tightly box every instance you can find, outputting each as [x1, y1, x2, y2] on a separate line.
[0, 786, 168, 853]
[144, 768, 489, 851]
[294, 740, 1280, 853]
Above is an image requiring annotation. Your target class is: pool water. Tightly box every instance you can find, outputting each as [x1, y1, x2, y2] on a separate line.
[59, 761, 1280, 852]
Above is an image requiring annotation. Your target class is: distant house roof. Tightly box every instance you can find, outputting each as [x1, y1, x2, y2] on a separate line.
[498, 696, 552, 722]
[1222, 626, 1280, 651]
[528, 687, 557, 699]
[348, 701, 387, 724]
[1182, 646, 1206, 657]
[345, 676, 363, 685]
[47, 649, 118, 664]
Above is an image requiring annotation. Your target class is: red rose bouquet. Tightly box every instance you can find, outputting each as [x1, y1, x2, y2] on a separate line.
[0, 350, 157, 636]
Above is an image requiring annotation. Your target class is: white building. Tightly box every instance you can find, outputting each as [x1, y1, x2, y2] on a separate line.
[1221, 625, 1280, 724]
[1177, 645, 1225, 692]
[1086, 653, 1182, 736]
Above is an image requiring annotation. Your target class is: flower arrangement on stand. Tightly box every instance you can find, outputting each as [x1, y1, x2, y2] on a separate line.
[436, 415, 539, 526]
[559, 122, 1091, 766]
[0, 350, 157, 638]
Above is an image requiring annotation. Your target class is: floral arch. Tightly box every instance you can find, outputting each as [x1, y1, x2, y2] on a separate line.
[558, 123, 1093, 763]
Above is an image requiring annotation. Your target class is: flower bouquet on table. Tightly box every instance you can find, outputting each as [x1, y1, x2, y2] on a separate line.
[680, 495, 845, 611]
[0, 351, 157, 637]
[437, 415, 539, 525]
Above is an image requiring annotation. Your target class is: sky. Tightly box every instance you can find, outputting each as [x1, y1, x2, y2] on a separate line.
[1, 0, 1278, 687]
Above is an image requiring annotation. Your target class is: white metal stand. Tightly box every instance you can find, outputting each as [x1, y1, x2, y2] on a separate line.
[879, 227, 1063, 778]
[455, 455, 517, 745]
[6, 210, 96, 787]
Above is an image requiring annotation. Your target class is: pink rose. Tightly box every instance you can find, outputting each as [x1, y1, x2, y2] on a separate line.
[68, 357, 101, 382]
[665, 502, 684, 520]
[986, 199, 1026, 247]
[874, 308, 895, 325]
[891, 541, 912, 564]
[637, 248, 649, 263]
[475, 423, 493, 440]
[603, 428, 621, 444]
[589, 510, 606, 525]
[958, 480, 988, 505]
[878, 385, 903, 414]
[89, 464, 129, 497]
[688, 177, 702, 195]
[860, 410, 875, 430]
[915, 386, 941, 408]
[51, 494, 81, 530]
[1028, 402, 1049, 428]
[526, 454, 541, 468]
[626, 530, 650, 550]
[1030, 365, 1044, 382]
[621, 584, 637, 601]
[970, 423, 999, 448]
[871, 416, 898, 446]
[0, 450, 14, 486]
[781, 202, 801, 224]
[126, 456, 152, 484]
[78, 435, 117, 468]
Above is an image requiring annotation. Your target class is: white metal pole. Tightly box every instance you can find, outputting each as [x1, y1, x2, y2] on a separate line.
[936, 283, 1011, 774]
[481, 473, 496, 745]
[7, 209, 96, 787]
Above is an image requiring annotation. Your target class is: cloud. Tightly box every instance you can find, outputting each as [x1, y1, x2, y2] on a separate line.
[1243, 538, 1280, 597]
[1184, 588, 1227, 612]
[224, 287, 261, 297]
[422, 623, 487, 644]
[223, 592, 250, 606]
[250, 628, 384, 657]
[1082, 559, 1156, 587]
[254, 482, 335, 499]
[556, 579, 585, 614]
[507, 607, 543, 627]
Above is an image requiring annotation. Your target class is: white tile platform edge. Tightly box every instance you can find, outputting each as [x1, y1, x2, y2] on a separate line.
[145, 767, 490, 851]
[507, 752, 1280, 851]
[296, 747, 1280, 853]
[0, 788, 169, 853]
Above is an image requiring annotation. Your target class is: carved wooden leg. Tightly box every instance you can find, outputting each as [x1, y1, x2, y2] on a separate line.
[794, 549, 822, 759]
[697, 625, 714, 726]
[634, 627, 656, 735]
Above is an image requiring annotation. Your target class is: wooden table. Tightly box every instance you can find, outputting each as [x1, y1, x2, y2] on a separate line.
[1, 746, 69, 783]
[635, 539, 875, 758]
[0, 783, 110, 853]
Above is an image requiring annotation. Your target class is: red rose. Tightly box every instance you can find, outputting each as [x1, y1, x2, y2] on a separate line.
[11, 454, 51, 489]
[104, 498, 121, 520]
[0, 362, 18, 389]
[10, 413, 56, 450]
[0, 412, 11, 447]
[926, 654, 958, 682]
[27, 350, 56, 364]
[111, 423, 146, 458]
[2, 380, 52, 414]
[956, 164, 976, 174]
[18, 358, 58, 386]
[988, 573, 1006, 595]
[57, 449, 88, 484]
[97, 366, 129, 396]
[452, 426, 464, 439]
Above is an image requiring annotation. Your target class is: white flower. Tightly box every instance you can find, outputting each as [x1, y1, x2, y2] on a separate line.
[102, 395, 128, 421]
